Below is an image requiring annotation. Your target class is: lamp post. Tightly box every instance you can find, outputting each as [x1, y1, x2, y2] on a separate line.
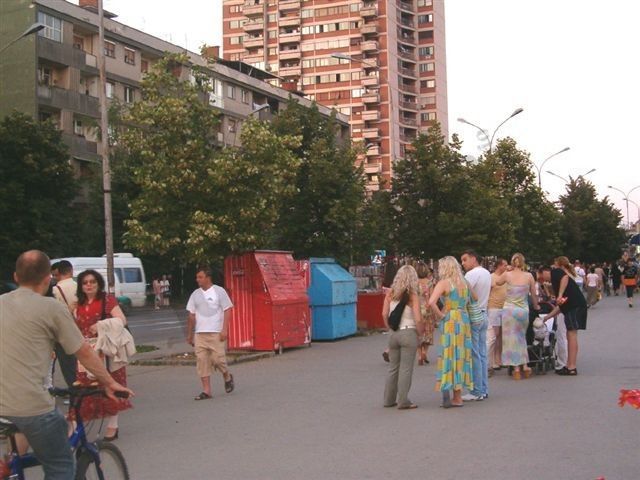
[608, 185, 640, 229]
[546, 168, 596, 184]
[624, 198, 640, 230]
[457, 107, 523, 154]
[534, 147, 570, 188]
[0, 22, 45, 55]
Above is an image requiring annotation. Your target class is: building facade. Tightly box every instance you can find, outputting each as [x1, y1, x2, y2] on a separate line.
[222, 0, 448, 191]
[0, 0, 348, 179]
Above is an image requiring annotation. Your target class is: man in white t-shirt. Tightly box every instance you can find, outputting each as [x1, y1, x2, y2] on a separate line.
[461, 250, 492, 401]
[574, 260, 586, 292]
[186, 266, 234, 400]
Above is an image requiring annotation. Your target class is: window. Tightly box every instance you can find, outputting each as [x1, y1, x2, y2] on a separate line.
[421, 79, 436, 88]
[228, 118, 237, 133]
[37, 12, 62, 42]
[241, 89, 249, 103]
[418, 30, 434, 40]
[227, 84, 235, 99]
[73, 119, 83, 136]
[124, 86, 134, 103]
[421, 95, 436, 107]
[73, 35, 84, 51]
[418, 14, 433, 24]
[419, 62, 435, 73]
[104, 41, 116, 58]
[38, 66, 52, 86]
[230, 36, 243, 45]
[123, 268, 142, 283]
[141, 59, 149, 73]
[106, 81, 115, 99]
[124, 47, 136, 65]
[421, 112, 436, 121]
[417, 0, 433, 6]
[418, 46, 434, 57]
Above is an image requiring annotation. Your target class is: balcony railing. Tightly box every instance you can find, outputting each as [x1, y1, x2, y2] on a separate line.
[399, 134, 417, 143]
[243, 36, 265, 48]
[398, 67, 416, 78]
[399, 117, 418, 127]
[399, 101, 418, 111]
[279, 49, 301, 60]
[397, 0, 415, 12]
[37, 85, 100, 118]
[279, 32, 301, 43]
[244, 20, 264, 32]
[361, 24, 378, 35]
[243, 3, 264, 17]
[361, 6, 377, 18]
[361, 76, 379, 87]
[365, 145, 381, 156]
[397, 49, 416, 61]
[362, 93, 380, 103]
[398, 83, 417, 93]
[397, 33, 416, 45]
[399, 18, 415, 29]
[364, 162, 382, 174]
[279, 16, 301, 27]
[279, 0, 301, 11]
[362, 110, 380, 121]
[361, 41, 379, 52]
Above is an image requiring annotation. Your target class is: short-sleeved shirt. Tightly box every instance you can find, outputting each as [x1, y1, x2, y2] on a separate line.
[550, 268, 587, 314]
[574, 267, 585, 286]
[488, 273, 507, 309]
[465, 266, 492, 310]
[186, 285, 233, 333]
[586, 273, 600, 288]
[53, 277, 78, 313]
[0, 287, 84, 417]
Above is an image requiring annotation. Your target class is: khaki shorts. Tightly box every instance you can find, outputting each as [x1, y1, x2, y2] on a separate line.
[194, 332, 228, 378]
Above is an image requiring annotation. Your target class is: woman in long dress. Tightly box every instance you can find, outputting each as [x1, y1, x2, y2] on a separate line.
[428, 256, 473, 408]
[75, 269, 132, 440]
[416, 262, 436, 365]
[495, 253, 540, 380]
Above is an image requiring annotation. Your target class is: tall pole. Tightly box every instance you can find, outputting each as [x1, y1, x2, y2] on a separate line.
[535, 146, 570, 188]
[457, 108, 523, 154]
[98, 0, 115, 294]
[609, 185, 640, 230]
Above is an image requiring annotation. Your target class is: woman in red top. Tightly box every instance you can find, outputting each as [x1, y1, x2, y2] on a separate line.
[75, 269, 132, 441]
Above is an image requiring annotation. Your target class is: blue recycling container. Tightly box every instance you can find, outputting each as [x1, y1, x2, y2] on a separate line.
[308, 258, 357, 340]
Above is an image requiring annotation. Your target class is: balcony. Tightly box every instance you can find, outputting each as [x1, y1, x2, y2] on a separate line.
[62, 133, 100, 163]
[279, 64, 302, 76]
[399, 100, 418, 111]
[243, 3, 265, 17]
[399, 117, 418, 127]
[279, 16, 301, 27]
[361, 58, 378, 69]
[365, 145, 381, 156]
[397, 49, 417, 61]
[361, 6, 377, 18]
[279, 49, 300, 60]
[244, 20, 264, 33]
[279, 32, 301, 43]
[363, 127, 380, 139]
[361, 24, 378, 36]
[244, 53, 265, 64]
[361, 40, 379, 52]
[399, 17, 415, 29]
[397, 0, 414, 12]
[362, 93, 380, 104]
[37, 85, 100, 118]
[399, 134, 417, 143]
[398, 33, 416, 46]
[398, 83, 417, 94]
[364, 162, 382, 174]
[243, 36, 265, 49]
[279, 0, 301, 11]
[361, 75, 379, 88]
[366, 182, 381, 192]
[362, 110, 380, 121]
[399, 67, 417, 78]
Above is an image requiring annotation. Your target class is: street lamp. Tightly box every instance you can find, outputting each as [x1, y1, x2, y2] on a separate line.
[546, 168, 596, 184]
[608, 184, 640, 229]
[534, 147, 570, 188]
[0, 22, 46, 55]
[624, 198, 640, 230]
[457, 107, 524, 154]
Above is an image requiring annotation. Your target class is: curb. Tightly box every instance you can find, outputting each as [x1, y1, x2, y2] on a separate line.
[131, 351, 276, 367]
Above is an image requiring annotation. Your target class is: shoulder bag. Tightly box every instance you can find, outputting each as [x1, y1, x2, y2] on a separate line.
[388, 291, 409, 331]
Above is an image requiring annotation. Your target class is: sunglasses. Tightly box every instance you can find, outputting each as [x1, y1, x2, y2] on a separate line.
[82, 279, 98, 285]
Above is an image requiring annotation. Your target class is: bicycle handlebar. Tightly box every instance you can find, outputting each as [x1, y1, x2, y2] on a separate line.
[49, 386, 130, 399]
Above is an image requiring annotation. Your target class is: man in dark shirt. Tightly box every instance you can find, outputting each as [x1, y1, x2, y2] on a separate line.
[622, 259, 638, 308]
[541, 263, 588, 376]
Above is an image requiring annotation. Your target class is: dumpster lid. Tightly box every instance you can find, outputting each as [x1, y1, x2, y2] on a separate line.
[254, 251, 307, 302]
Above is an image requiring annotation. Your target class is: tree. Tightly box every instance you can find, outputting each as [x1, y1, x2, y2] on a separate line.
[0, 112, 79, 276]
[271, 99, 365, 264]
[118, 54, 300, 265]
[352, 190, 396, 264]
[558, 178, 625, 262]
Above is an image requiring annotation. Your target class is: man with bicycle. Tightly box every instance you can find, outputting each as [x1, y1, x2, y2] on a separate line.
[0, 250, 133, 479]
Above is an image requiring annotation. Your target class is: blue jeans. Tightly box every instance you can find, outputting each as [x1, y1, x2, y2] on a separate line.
[470, 314, 489, 396]
[5, 409, 74, 479]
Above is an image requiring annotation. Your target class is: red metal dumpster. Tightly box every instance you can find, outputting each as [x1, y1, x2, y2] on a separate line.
[357, 291, 386, 329]
[225, 251, 311, 352]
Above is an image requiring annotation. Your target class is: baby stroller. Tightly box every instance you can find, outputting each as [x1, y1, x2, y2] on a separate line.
[526, 301, 557, 374]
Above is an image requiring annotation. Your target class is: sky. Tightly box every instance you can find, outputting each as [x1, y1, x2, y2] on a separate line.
[93, 0, 640, 225]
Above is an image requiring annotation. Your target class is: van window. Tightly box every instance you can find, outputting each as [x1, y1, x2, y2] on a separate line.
[114, 268, 123, 282]
[123, 268, 143, 283]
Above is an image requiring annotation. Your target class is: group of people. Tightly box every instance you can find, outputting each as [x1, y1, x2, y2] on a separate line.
[152, 274, 172, 310]
[0, 251, 133, 479]
[382, 251, 590, 410]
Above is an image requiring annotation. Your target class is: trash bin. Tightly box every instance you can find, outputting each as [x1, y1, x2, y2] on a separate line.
[224, 251, 311, 352]
[357, 292, 386, 329]
[307, 258, 357, 340]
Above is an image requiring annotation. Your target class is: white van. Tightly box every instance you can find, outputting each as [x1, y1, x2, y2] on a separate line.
[51, 253, 147, 307]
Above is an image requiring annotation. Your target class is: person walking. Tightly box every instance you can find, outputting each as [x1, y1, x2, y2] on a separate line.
[495, 253, 540, 380]
[428, 256, 474, 408]
[585, 267, 601, 307]
[74, 269, 133, 441]
[612, 260, 624, 296]
[161, 274, 171, 307]
[487, 258, 508, 374]
[51, 260, 78, 387]
[186, 266, 235, 400]
[416, 262, 436, 365]
[542, 257, 588, 375]
[574, 260, 586, 295]
[152, 275, 163, 310]
[602, 262, 611, 296]
[460, 250, 491, 401]
[0, 251, 132, 480]
[622, 258, 638, 308]
[383, 265, 423, 409]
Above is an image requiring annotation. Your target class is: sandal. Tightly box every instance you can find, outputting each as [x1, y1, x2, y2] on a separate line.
[225, 374, 235, 393]
[398, 403, 417, 410]
[567, 368, 578, 376]
[194, 392, 212, 401]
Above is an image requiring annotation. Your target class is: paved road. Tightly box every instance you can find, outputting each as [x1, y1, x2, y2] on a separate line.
[126, 306, 188, 345]
[30, 296, 640, 479]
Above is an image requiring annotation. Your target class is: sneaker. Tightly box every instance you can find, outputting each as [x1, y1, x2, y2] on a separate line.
[461, 393, 483, 402]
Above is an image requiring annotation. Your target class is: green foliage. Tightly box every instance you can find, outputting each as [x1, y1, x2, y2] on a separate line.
[352, 190, 396, 263]
[118, 54, 299, 265]
[558, 178, 625, 262]
[271, 99, 365, 264]
[0, 112, 80, 277]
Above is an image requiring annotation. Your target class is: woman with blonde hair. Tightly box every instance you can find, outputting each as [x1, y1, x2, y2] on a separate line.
[382, 265, 424, 409]
[415, 262, 436, 365]
[495, 253, 540, 380]
[428, 256, 473, 407]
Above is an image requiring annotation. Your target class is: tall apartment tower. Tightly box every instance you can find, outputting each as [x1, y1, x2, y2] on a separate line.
[223, 0, 448, 191]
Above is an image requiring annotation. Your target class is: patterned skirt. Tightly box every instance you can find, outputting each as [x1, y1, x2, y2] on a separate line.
[435, 311, 474, 392]
[501, 304, 529, 366]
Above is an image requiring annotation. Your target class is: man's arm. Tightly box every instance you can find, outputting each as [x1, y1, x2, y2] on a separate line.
[219, 309, 231, 342]
[186, 312, 196, 346]
[74, 343, 133, 400]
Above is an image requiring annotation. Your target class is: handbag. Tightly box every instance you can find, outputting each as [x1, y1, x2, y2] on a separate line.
[388, 292, 409, 331]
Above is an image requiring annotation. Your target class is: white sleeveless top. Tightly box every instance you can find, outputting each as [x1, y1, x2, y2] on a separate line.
[390, 299, 416, 329]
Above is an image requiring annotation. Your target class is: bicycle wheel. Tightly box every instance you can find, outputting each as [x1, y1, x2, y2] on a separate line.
[76, 440, 129, 480]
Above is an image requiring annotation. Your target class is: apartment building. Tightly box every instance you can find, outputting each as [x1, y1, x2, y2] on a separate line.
[0, 0, 347, 179]
[222, 0, 448, 191]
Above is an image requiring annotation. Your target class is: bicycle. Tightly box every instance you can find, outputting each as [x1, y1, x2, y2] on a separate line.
[0, 385, 129, 479]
